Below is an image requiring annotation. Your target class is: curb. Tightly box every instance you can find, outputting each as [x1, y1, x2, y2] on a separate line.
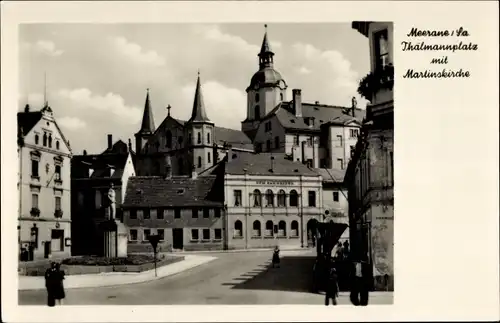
[176, 247, 311, 254]
[18, 255, 216, 291]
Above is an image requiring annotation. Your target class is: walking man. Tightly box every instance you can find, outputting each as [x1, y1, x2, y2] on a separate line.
[325, 264, 339, 306]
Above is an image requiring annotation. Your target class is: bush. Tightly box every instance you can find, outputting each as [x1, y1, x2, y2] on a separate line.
[61, 254, 165, 266]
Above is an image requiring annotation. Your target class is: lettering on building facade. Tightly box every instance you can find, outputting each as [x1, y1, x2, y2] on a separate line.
[254, 180, 295, 186]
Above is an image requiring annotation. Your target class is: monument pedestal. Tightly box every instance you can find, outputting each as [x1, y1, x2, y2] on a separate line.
[103, 220, 128, 258]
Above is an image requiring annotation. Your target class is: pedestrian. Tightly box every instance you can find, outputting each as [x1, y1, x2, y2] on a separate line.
[272, 246, 280, 268]
[44, 262, 57, 307]
[53, 263, 66, 305]
[325, 265, 339, 306]
[349, 260, 370, 306]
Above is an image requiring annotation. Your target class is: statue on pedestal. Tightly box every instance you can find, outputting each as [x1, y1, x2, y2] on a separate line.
[106, 183, 116, 220]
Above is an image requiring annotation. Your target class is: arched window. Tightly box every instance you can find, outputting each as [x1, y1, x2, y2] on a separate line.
[197, 132, 201, 144]
[265, 220, 274, 237]
[253, 189, 262, 207]
[197, 156, 202, 168]
[252, 220, 261, 237]
[43, 133, 47, 146]
[207, 133, 210, 144]
[255, 93, 260, 102]
[280, 93, 284, 101]
[56, 141, 60, 150]
[48, 135, 52, 148]
[278, 220, 287, 237]
[254, 105, 260, 120]
[291, 221, 299, 237]
[289, 190, 298, 207]
[166, 131, 172, 148]
[35, 134, 39, 145]
[277, 190, 286, 207]
[234, 220, 243, 237]
[265, 189, 274, 207]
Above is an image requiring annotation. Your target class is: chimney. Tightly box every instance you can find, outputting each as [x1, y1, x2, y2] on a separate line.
[83, 150, 87, 156]
[128, 139, 132, 152]
[351, 96, 357, 117]
[165, 155, 172, 178]
[107, 134, 113, 150]
[226, 144, 233, 161]
[292, 89, 302, 117]
[191, 165, 197, 179]
[24, 104, 30, 113]
[315, 101, 319, 105]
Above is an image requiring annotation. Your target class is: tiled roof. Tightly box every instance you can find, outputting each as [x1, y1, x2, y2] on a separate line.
[174, 119, 253, 151]
[313, 168, 347, 184]
[222, 153, 320, 176]
[17, 111, 43, 136]
[123, 176, 224, 208]
[72, 143, 130, 180]
[270, 101, 365, 132]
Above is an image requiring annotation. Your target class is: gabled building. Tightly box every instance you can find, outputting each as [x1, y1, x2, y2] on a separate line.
[346, 21, 394, 291]
[70, 135, 136, 256]
[17, 103, 72, 261]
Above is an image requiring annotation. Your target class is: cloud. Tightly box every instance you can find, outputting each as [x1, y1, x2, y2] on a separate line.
[23, 40, 64, 57]
[296, 66, 311, 75]
[180, 80, 246, 130]
[57, 116, 87, 130]
[112, 37, 166, 66]
[57, 88, 142, 124]
[194, 25, 259, 57]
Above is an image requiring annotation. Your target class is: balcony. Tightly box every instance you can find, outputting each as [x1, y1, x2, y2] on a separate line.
[358, 64, 394, 102]
[54, 209, 63, 218]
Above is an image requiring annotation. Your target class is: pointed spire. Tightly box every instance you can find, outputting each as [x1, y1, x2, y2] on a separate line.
[189, 71, 210, 122]
[260, 24, 273, 55]
[258, 24, 274, 69]
[138, 88, 156, 134]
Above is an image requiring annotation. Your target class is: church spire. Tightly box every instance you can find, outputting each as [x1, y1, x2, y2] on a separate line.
[138, 88, 155, 134]
[189, 71, 210, 122]
[258, 24, 274, 69]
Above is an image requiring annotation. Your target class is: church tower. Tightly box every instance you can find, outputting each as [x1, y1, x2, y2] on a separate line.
[184, 72, 216, 174]
[242, 25, 288, 140]
[135, 89, 156, 154]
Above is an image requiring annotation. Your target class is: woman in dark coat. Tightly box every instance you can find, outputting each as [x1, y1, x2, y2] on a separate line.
[53, 263, 66, 305]
[272, 246, 280, 268]
[45, 262, 57, 307]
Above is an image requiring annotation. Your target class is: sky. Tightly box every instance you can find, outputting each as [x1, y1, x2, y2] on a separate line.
[19, 23, 370, 154]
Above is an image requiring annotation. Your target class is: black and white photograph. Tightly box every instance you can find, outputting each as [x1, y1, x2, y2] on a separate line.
[16, 22, 394, 306]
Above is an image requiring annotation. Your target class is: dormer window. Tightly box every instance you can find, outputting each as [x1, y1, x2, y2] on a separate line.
[56, 141, 60, 150]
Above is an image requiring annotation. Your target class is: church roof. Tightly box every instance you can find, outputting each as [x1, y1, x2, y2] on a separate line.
[249, 67, 284, 89]
[188, 73, 211, 123]
[122, 175, 224, 208]
[17, 110, 43, 136]
[137, 89, 155, 134]
[259, 29, 273, 55]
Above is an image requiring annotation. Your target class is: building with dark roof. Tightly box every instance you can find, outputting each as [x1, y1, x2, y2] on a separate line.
[17, 103, 73, 261]
[122, 164, 225, 252]
[71, 134, 136, 256]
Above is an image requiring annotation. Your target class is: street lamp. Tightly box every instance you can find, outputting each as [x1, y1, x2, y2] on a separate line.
[148, 234, 161, 277]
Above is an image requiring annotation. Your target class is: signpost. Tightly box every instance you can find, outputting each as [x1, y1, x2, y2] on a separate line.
[148, 234, 161, 277]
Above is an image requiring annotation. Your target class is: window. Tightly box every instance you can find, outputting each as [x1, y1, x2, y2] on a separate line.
[214, 228, 222, 240]
[143, 209, 151, 220]
[31, 160, 39, 177]
[265, 189, 274, 207]
[233, 190, 242, 207]
[306, 137, 312, 146]
[280, 93, 283, 101]
[174, 209, 181, 219]
[289, 190, 298, 207]
[137, 210, 144, 219]
[274, 136, 280, 149]
[178, 136, 183, 145]
[130, 210, 137, 220]
[265, 122, 272, 132]
[253, 189, 262, 207]
[43, 133, 47, 146]
[234, 220, 243, 237]
[265, 220, 273, 237]
[350, 129, 359, 138]
[337, 158, 344, 170]
[157, 229, 165, 241]
[48, 135, 52, 148]
[207, 152, 211, 164]
[55, 196, 61, 210]
[207, 133, 211, 144]
[156, 209, 164, 219]
[166, 131, 172, 148]
[251, 220, 262, 237]
[333, 191, 340, 202]
[129, 229, 138, 241]
[55, 165, 61, 181]
[374, 29, 389, 71]
[203, 229, 210, 240]
[350, 145, 356, 158]
[203, 208, 210, 218]
[143, 229, 151, 241]
[197, 156, 202, 168]
[277, 190, 286, 207]
[308, 191, 316, 207]
[56, 141, 60, 150]
[192, 208, 198, 218]
[294, 135, 299, 145]
[336, 135, 343, 147]
[278, 221, 286, 237]
[291, 221, 299, 237]
[197, 132, 201, 144]
[214, 208, 221, 218]
[35, 134, 39, 145]
[255, 93, 260, 102]
[254, 105, 260, 120]
[32, 194, 39, 208]
[266, 140, 271, 151]
[191, 229, 199, 241]
[150, 209, 158, 219]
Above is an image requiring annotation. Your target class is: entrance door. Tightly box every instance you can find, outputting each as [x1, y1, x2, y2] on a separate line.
[172, 228, 183, 250]
[44, 241, 51, 258]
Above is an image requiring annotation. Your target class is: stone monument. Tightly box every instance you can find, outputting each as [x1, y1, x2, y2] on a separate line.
[104, 183, 128, 258]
